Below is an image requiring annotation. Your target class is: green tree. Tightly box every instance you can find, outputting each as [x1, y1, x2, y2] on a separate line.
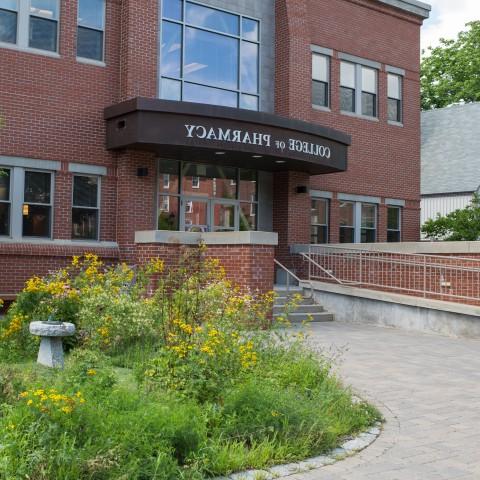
[421, 21, 480, 110]
[422, 193, 480, 241]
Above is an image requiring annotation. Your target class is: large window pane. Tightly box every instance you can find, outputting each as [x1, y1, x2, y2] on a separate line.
[158, 196, 179, 230]
[163, 0, 182, 21]
[239, 169, 257, 201]
[78, 0, 104, 29]
[242, 17, 258, 41]
[185, 2, 239, 35]
[388, 98, 400, 122]
[77, 26, 103, 60]
[29, 16, 57, 51]
[361, 204, 376, 228]
[240, 202, 256, 231]
[213, 203, 235, 231]
[73, 176, 98, 208]
[340, 87, 355, 112]
[161, 20, 182, 78]
[388, 74, 401, 99]
[184, 199, 208, 232]
[24, 171, 51, 204]
[311, 199, 327, 225]
[361, 67, 376, 93]
[72, 208, 98, 240]
[241, 40, 258, 94]
[184, 27, 238, 90]
[339, 201, 354, 227]
[312, 54, 328, 82]
[313, 81, 328, 107]
[183, 82, 237, 108]
[0, 8, 17, 44]
[0, 203, 9, 236]
[23, 204, 51, 237]
[340, 62, 355, 88]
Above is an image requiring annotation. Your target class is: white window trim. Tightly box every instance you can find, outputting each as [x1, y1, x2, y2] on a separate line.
[76, 0, 106, 63]
[312, 52, 330, 109]
[0, 0, 60, 56]
[339, 200, 378, 243]
[72, 174, 101, 241]
[387, 72, 403, 125]
[192, 176, 200, 189]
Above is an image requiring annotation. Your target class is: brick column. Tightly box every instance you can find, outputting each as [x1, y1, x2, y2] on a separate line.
[53, 167, 72, 240]
[377, 203, 388, 243]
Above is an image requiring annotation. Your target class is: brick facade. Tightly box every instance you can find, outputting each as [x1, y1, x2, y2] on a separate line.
[0, 0, 426, 296]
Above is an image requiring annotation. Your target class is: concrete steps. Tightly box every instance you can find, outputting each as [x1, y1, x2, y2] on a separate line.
[273, 286, 334, 323]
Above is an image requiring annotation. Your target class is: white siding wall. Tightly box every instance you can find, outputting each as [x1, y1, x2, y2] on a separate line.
[421, 194, 473, 226]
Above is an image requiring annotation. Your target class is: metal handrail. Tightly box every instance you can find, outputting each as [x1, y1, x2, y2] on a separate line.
[274, 258, 313, 297]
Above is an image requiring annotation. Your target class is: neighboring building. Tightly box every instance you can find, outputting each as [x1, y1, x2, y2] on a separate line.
[0, 0, 430, 296]
[421, 102, 480, 228]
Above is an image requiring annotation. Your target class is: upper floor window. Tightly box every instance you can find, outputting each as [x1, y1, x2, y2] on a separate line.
[0, 0, 59, 52]
[340, 61, 378, 118]
[77, 0, 105, 61]
[388, 73, 402, 123]
[160, 0, 260, 110]
[312, 53, 329, 108]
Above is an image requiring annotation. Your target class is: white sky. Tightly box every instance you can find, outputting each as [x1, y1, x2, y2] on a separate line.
[421, 0, 480, 52]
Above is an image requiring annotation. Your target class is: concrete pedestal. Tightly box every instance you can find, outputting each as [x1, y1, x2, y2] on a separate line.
[29, 321, 76, 369]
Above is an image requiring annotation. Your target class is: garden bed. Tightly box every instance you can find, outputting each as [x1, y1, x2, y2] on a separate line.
[0, 250, 381, 479]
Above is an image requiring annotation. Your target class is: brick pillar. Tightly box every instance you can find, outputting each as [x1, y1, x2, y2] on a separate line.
[116, 151, 157, 262]
[377, 203, 388, 243]
[273, 171, 310, 269]
[119, 0, 158, 101]
[329, 195, 341, 244]
[53, 167, 72, 240]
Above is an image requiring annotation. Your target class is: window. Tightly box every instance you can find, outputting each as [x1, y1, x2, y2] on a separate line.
[72, 175, 99, 240]
[23, 170, 52, 238]
[339, 200, 377, 243]
[160, 0, 260, 110]
[339, 201, 355, 243]
[0, 0, 18, 44]
[340, 61, 378, 118]
[163, 173, 170, 189]
[312, 53, 329, 108]
[192, 176, 200, 189]
[0, 168, 11, 236]
[29, 0, 59, 52]
[311, 198, 328, 243]
[77, 0, 105, 61]
[387, 206, 401, 242]
[0, 0, 59, 52]
[185, 200, 193, 213]
[388, 73, 402, 123]
[361, 203, 376, 243]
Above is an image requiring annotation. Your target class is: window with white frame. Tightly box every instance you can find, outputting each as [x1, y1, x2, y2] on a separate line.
[77, 0, 105, 61]
[72, 175, 99, 240]
[340, 61, 378, 117]
[192, 176, 200, 188]
[160, 0, 260, 110]
[0, 0, 59, 52]
[23, 170, 53, 238]
[388, 73, 402, 123]
[0, 168, 11, 236]
[311, 198, 328, 244]
[163, 173, 170, 189]
[339, 200, 377, 243]
[387, 206, 401, 242]
[312, 53, 329, 108]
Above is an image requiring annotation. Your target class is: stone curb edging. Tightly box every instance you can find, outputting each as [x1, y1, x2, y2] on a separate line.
[215, 421, 382, 480]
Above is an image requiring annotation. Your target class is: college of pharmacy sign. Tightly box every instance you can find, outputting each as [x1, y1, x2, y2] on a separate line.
[105, 98, 350, 175]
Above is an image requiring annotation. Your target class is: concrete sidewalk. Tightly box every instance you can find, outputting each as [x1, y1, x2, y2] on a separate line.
[287, 322, 480, 480]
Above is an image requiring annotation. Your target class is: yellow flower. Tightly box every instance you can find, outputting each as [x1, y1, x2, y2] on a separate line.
[61, 406, 73, 414]
[86, 369, 97, 376]
[19, 391, 29, 398]
[72, 256, 80, 267]
[27, 400, 33, 406]
[7, 423, 15, 430]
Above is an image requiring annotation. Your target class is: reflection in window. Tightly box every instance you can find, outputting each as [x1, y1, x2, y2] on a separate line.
[387, 206, 401, 242]
[23, 171, 52, 238]
[339, 201, 354, 243]
[160, 0, 260, 110]
[311, 198, 328, 244]
[29, 0, 59, 52]
[361, 203, 376, 243]
[77, 0, 105, 61]
[158, 196, 179, 230]
[0, 0, 18, 44]
[72, 175, 99, 240]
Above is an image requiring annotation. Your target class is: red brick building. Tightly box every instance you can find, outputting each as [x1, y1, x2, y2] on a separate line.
[0, 0, 430, 296]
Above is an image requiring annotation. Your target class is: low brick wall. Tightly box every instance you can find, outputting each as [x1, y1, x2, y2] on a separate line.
[0, 243, 120, 298]
[136, 243, 275, 294]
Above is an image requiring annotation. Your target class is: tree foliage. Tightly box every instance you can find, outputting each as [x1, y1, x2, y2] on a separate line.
[421, 21, 480, 110]
[422, 193, 480, 241]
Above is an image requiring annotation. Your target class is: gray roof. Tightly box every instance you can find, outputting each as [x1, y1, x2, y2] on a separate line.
[377, 0, 430, 19]
[421, 102, 480, 195]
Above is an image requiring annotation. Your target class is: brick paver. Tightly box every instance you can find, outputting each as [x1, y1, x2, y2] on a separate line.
[288, 322, 480, 480]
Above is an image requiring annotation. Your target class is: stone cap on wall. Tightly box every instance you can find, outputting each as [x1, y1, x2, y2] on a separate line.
[135, 230, 278, 246]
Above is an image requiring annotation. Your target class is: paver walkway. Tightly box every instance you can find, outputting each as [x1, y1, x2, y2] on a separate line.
[289, 322, 480, 480]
